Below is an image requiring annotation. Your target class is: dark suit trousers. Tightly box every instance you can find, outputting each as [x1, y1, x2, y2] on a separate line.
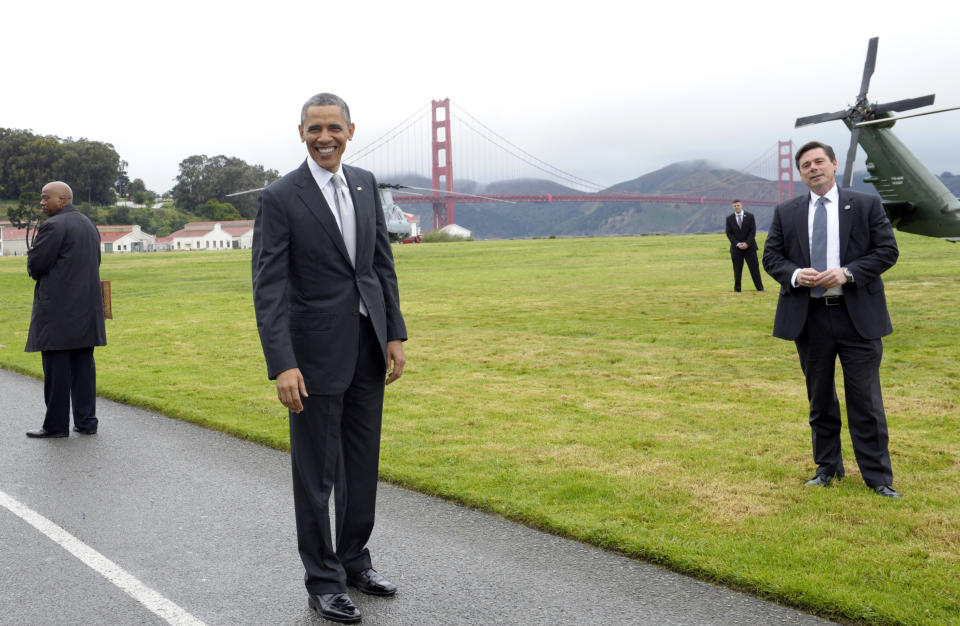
[41, 347, 98, 434]
[289, 315, 385, 594]
[794, 299, 893, 487]
[730, 249, 764, 291]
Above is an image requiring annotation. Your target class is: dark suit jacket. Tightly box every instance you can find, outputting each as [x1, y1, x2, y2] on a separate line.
[24, 204, 106, 352]
[252, 161, 406, 395]
[726, 211, 758, 252]
[762, 189, 898, 341]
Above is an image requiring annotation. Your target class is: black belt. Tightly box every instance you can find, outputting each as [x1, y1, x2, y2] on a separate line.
[811, 295, 844, 306]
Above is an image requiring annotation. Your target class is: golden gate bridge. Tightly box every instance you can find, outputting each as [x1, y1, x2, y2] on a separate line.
[345, 98, 796, 230]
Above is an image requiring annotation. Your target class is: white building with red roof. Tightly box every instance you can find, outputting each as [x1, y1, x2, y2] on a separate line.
[2, 222, 155, 255]
[97, 225, 156, 253]
[168, 220, 255, 251]
[152, 235, 174, 252]
[0, 222, 31, 256]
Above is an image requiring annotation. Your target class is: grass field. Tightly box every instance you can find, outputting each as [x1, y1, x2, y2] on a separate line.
[1, 234, 958, 625]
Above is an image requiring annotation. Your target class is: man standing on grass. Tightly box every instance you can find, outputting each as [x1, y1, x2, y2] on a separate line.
[725, 199, 764, 292]
[763, 141, 900, 498]
[24, 181, 106, 438]
[252, 93, 407, 624]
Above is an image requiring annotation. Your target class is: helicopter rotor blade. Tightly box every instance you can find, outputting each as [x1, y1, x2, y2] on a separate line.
[225, 187, 266, 197]
[795, 110, 848, 128]
[841, 127, 860, 188]
[858, 37, 878, 100]
[871, 94, 936, 114]
[390, 183, 518, 204]
[856, 104, 960, 127]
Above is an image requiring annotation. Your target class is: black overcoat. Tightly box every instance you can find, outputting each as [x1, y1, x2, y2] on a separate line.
[24, 204, 107, 352]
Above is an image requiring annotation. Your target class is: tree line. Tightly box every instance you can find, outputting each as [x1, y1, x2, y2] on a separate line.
[0, 128, 119, 204]
[172, 154, 279, 219]
[2, 126, 282, 239]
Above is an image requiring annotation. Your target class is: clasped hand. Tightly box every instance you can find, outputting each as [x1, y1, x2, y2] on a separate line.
[797, 267, 847, 289]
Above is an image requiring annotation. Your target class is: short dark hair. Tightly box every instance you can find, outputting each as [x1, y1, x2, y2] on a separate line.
[795, 141, 836, 168]
[732, 199, 742, 205]
[301, 93, 351, 125]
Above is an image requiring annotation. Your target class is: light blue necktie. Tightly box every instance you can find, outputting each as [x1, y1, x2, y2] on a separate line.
[811, 196, 828, 297]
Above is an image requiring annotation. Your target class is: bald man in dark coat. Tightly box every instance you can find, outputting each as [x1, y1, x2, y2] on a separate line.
[25, 181, 106, 438]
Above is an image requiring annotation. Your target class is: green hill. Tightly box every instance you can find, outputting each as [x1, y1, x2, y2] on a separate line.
[393, 161, 960, 239]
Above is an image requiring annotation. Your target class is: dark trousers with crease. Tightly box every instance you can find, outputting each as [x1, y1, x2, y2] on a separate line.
[731, 248, 764, 291]
[41, 347, 98, 434]
[289, 315, 385, 594]
[794, 299, 893, 487]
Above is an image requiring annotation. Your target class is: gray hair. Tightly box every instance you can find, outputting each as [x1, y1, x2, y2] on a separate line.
[301, 93, 351, 125]
[45, 181, 73, 203]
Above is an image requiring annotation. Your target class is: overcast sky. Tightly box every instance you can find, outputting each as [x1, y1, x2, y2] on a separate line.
[7, 0, 960, 193]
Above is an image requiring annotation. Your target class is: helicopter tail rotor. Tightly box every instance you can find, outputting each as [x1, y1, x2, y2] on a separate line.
[871, 94, 936, 115]
[841, 127, 860, 188]
[793, 37, 944, 188]
[857, 37, 878, 101]
[795, 110, 848, 128]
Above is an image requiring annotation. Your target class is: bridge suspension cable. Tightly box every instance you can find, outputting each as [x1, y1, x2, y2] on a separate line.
[346, 103, 431, 170]
[345, 99, 790, 209]
[450, 102, 606, 193]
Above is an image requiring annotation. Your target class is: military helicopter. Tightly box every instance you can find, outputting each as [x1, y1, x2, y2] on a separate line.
[795, 37, 960, 241]
[374, 183, 420, 242]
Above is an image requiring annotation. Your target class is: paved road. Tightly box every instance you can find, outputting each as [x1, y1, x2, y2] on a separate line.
[0, 369, 832, 625]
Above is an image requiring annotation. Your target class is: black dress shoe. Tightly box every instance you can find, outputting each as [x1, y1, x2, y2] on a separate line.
[347, 568, 397, 596]
[307, 592, 360, 624]
[874, 485, 901, 498]
[26, 428, 68, 438]
[804, 472, 842, 487]
[73, 426, 97, 435]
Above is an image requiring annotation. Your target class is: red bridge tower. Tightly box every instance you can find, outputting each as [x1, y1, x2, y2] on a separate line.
[778, 140, 794, 203]
[431, 98, 455, 229]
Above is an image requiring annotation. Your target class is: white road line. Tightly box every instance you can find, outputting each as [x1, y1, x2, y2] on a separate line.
[0, 488, 206, 626]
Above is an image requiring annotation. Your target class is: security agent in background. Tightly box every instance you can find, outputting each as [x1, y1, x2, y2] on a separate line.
[725, 199, 764, 292]
[25, 181, 106, 438]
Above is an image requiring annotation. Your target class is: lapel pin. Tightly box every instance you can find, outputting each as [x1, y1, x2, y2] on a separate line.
[843, 204, 851, 210]
[356, 186, 362, 191]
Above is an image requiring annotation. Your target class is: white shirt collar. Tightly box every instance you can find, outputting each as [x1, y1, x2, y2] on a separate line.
[306, 157, 344, 191]
[810, 183, 839, 209]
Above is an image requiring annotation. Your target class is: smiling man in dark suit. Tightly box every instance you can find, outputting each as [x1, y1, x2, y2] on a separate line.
[252, 93, 407, 623]
[763, 141, 900, 498]
[725, 199, 764, 292]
